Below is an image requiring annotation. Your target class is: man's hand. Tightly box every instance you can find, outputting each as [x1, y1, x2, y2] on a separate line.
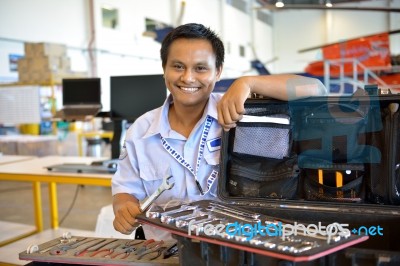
[217, 78, 250, 131]
[112, 193, 141, 235]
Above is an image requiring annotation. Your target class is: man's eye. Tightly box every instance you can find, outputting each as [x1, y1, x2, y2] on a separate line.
[174, 64, 184, 70]
[196, 66, 208, 71]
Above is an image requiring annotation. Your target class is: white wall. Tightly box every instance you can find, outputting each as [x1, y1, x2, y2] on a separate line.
[273, 9, 326, 73]
[0, 0, 90, 80]
[0, 0, 273, 110]
[0, 0, 398, 110]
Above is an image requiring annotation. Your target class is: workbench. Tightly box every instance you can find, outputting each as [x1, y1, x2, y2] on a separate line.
[0, 156, 112, 246]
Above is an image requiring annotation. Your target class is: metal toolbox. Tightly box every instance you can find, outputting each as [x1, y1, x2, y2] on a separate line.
[137, 87, 400, 265]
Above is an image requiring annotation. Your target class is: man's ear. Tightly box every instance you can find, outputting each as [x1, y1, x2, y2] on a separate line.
[216, 65, 223, 80]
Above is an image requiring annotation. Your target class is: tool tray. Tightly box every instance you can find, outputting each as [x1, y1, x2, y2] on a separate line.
[19, 236, 179, 265]
[138, 200, 368, 262]
[137, 87, 400, 265]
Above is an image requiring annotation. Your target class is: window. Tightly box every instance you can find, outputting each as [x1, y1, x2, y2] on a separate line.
[102, 5, 119, 29]
[239, 45, 246, 57]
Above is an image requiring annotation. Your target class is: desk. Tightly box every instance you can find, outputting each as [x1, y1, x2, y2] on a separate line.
[0, 156, 112, 246]
[0, 155, 35, 165]
[0, 155, 37, 246]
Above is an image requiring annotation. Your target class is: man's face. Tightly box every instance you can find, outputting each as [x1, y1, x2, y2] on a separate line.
[163, 38, 222, 108]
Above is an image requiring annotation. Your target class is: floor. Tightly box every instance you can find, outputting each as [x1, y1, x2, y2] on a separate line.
[0, 139, 114, 232]
[0, 181, 113, 231]
[0, 135, 125, 265]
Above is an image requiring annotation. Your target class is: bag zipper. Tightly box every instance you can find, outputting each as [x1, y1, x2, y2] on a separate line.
[230, 164, 298, 182]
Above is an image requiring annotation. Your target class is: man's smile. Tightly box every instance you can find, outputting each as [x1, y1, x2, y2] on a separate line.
[179, 86, 200, 93]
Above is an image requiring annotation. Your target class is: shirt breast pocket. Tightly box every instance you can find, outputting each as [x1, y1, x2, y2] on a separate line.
[139, 163, 171, 197]
[204, 153, 220, 166]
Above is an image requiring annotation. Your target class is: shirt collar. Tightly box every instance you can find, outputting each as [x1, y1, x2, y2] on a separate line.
[206, 93, 219, 121]
[143, 95, 172, 138]
[143, 93, 220, 138]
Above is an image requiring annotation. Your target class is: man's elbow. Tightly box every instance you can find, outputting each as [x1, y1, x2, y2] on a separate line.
[286, 77, 328, 100]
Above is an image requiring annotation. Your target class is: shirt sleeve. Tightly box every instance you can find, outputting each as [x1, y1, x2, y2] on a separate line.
[111, 126, 147, 200]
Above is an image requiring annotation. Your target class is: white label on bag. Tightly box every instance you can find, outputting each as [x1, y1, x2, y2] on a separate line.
[239, 115, 290, 124]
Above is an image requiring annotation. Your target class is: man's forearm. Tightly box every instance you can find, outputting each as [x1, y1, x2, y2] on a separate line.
[242, 75, 328, 101]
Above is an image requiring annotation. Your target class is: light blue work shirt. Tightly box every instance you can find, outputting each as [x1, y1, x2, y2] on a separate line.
[112, 93, 223, 207]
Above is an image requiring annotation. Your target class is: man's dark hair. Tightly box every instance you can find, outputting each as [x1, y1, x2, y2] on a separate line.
[160, 23, 224, 69]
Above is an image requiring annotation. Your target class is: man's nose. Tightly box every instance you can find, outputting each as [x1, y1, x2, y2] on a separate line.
[181, 69, 195, 83]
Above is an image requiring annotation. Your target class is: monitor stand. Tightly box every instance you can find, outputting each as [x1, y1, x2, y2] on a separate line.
[111, 119, 132, 159]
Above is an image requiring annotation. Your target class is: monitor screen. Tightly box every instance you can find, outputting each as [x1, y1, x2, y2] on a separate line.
[62, 78, 101, 105]
[110, 74, 167, 121]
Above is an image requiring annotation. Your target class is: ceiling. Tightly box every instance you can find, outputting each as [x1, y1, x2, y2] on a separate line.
[254, 0, 400, 13]
[257, 0, 368, 5]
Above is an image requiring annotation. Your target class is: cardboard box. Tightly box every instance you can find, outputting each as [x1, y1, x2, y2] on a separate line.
[18, 69, 88, 84]
[60, 56, 71, 71]
[24, 42, 67, 58]
[18, 56, 62, 72]
[0, 136, 19, 155]
[0, 135, 57, 156]
[16, 135, 58, 156]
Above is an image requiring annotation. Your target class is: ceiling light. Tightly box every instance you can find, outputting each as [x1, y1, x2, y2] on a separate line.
[325, 0, 333, 7]
[276, 0, 284, 8]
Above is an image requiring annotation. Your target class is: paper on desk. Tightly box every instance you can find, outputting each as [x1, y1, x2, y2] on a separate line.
[239, 115, 290, 124]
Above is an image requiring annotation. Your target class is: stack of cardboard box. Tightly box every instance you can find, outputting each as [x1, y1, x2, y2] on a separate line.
[0, 135, 58, 156]
[18, 42, 87, 84]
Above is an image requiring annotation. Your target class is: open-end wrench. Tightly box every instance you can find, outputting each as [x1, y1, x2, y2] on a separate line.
[148, 204, 197, 219]
[39, 238, 82, 254]
[140, 175, 174, 212]
[49, 238, 98, 255]
[208, 202, 261, 220]
[160, 210, 194, 224]
[131, 175, 175, 231]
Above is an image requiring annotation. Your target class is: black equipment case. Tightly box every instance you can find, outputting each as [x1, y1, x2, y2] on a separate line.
[138, 86, 400, 265]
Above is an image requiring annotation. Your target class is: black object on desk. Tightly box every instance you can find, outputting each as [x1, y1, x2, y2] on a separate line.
[45, 163, 117, 174]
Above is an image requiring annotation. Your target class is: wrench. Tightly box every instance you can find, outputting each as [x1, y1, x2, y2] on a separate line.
[140, 175, 174, 212]
[150, 204, 197, 219]
[39, 238, 81, 254]
[131, 175, 175, 231]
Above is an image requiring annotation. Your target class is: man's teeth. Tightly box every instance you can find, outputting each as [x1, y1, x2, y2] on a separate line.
[180, 87, 199, 92]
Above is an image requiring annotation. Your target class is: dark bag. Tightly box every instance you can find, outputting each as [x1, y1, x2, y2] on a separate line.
[228, 154, 300, 199]
[302, 165, 365, 203]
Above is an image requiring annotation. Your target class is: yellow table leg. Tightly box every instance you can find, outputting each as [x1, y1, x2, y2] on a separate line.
[49, 182, 59, 229]
[32, 181, 43, 232]
[78, 132, 83, 156]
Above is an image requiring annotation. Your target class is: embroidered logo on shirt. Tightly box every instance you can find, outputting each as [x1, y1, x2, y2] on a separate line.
[206, 137, 221, 152]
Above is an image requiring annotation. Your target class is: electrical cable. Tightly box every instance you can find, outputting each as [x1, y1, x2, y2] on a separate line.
[59, 185, 80, 226]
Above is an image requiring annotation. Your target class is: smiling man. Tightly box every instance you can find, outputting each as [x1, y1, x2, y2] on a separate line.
[111, 23, 326, 239]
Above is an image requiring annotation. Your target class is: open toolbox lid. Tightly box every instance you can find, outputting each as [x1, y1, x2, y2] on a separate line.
[136, 200, 369, 262]
[216, 91, 400, 210]
[137, 89, 400, 261]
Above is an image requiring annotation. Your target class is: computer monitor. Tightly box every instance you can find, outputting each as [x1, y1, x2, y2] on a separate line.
[110, 74, 167, 158]
[62, 78, 101, 105]
[110, 74, 166, 121]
